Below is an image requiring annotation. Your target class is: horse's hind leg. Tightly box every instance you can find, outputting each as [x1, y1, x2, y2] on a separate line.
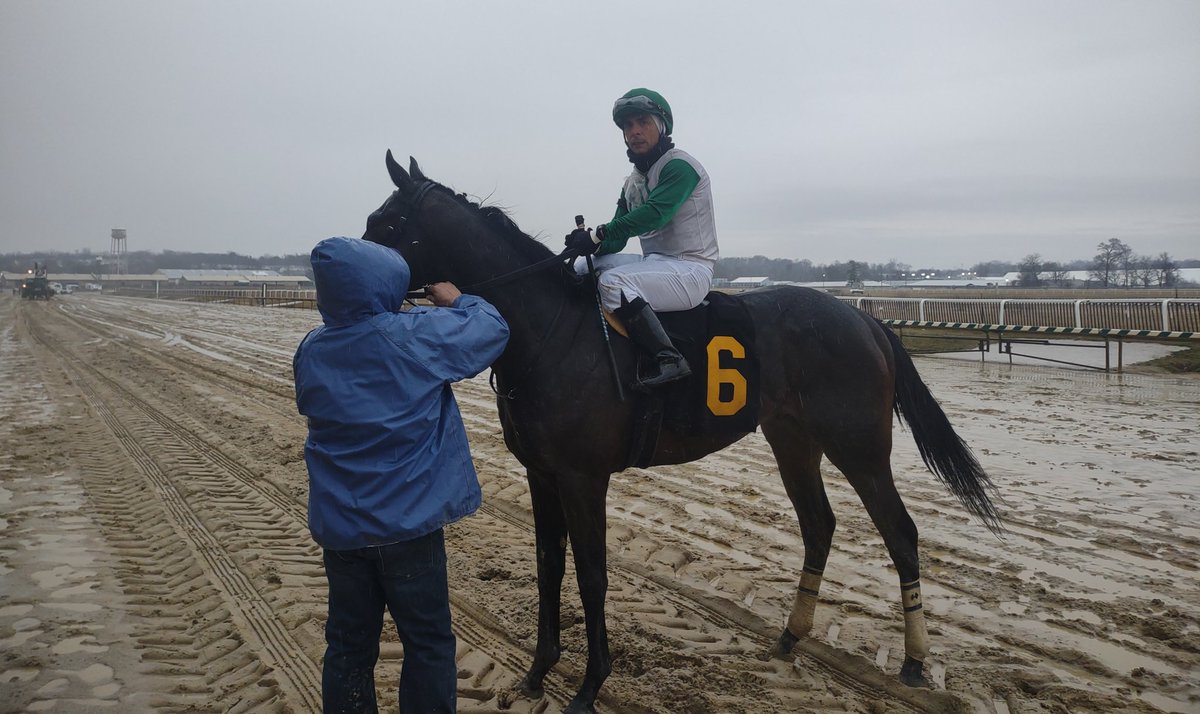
[825, 436, 931, 688]
[761, 421, 835, 659]
[517, 471, 568, 699]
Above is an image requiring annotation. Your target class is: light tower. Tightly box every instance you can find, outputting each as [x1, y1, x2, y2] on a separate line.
[110, 229, 127, 275]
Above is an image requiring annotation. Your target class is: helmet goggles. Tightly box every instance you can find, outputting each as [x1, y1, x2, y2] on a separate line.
[613, 94, 666, 120]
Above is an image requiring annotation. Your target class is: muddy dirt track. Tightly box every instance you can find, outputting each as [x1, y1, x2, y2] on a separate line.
[1, 293, 1197, 713]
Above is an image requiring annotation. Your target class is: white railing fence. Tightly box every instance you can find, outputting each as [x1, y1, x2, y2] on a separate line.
[840, 297, 1200, 336]
[102, 288, 1199, 338]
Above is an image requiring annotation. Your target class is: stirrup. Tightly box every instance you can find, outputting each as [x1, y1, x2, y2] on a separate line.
[639, 356, 691, 388]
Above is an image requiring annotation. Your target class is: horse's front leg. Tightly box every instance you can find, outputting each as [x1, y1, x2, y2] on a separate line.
[560, 472, 613, 714]
[517, 472, 568, 699]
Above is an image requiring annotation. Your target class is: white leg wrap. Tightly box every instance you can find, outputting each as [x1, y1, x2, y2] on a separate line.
[901, 579, 929, 662]
[786, 569, 823, 637]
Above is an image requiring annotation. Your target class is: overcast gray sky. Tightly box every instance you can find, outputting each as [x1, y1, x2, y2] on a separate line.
[2, 1, 1197, 267]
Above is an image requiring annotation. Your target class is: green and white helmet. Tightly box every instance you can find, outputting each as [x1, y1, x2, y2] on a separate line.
[612, 88, 673, 135]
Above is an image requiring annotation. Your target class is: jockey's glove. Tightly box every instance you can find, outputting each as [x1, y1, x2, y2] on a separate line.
[565, 227, 601, 256]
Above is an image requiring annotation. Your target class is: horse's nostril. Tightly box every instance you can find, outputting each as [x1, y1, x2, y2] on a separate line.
[386, 225, 395, 231]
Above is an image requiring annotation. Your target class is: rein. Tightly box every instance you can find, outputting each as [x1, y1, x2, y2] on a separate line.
[461, 249, 577, 292]
[390, 180, 602, 399]
[490, 290, 575, 400]
[400, 180, 579, 299]
[404, 250, 573, 300]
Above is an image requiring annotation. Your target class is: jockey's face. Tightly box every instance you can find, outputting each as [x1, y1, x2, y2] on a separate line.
[621, 113, 661, 156]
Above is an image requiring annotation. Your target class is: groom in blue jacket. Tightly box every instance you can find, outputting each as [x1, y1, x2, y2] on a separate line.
[294, 237, 509, 712]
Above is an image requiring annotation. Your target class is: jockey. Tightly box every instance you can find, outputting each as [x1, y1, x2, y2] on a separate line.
[566, 87, 720, 388]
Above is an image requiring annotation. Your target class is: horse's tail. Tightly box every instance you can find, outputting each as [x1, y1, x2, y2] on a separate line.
[878, 320, 1005, 535]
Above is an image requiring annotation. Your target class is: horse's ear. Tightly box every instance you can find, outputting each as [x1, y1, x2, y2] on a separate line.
[385, 150, 413, 191]
[409, 156, 427, 182]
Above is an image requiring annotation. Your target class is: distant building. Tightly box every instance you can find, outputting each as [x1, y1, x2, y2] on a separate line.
[1, 268, 313, 291]
[890, 277, 1004, 289]
[156, 268, 310, 288]
[0, 271, 166, 290]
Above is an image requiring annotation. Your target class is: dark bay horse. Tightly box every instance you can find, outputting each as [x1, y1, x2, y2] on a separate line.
[364, 152, 1001, 714]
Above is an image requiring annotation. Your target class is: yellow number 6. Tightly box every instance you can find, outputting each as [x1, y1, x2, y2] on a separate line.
[706, 336, 747, 416]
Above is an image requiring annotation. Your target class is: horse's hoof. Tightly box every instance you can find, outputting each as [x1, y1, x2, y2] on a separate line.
[495, 688, 517, 709]
[563, 697, 597, 714]
[515, 674, 544, 700]
[766, 628, 800, 660]
[899, 656, 932, 689]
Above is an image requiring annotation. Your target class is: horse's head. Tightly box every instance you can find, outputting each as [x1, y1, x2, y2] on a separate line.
[363, 150, 554, 290]
[362, 151, 448, 287]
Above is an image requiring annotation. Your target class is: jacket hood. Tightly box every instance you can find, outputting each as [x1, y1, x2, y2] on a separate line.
[311, 237, 410, 326]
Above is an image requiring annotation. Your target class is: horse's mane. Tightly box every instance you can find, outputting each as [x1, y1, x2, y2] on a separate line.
[439, 183, 556, 266]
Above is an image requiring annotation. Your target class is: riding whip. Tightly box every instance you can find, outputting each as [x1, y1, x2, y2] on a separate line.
[578, 214, 625, 402]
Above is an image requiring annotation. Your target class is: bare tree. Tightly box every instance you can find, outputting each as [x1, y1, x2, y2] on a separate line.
[1017, 253, 1043, 287]
[1130, 255, 1155, 288]
[1043, 260, 1071, 287]
[1089, 238, 1132, 288]
[845, 260, 863, 288]
[1154, 252, 1180, 287]
[1115, 244, 1134, 287]
[971, 260, 1015, 277]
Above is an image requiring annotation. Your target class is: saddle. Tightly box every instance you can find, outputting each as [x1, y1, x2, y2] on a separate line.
[606, 292, 761, 468]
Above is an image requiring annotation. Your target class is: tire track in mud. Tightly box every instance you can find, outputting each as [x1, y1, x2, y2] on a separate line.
[27, 302, 591, 713]
[60, 298, 320, 406]
[51, 299, 937, 711]
[609, 450, 1189, 710]
[25, 312, 324, 712]
[55, 300, 298, 407]
[469, 453, 945, 714]
[454, 386, 943, 709]
[456, 390, 919, 656]
[89, 390, 580, 709]
[13, 304, 292, 712]
[456, 372, 1196, 712]
[40, 296, 1197, 712]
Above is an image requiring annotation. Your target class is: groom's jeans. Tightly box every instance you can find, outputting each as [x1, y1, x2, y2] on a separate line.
[322, 528, 456, 713]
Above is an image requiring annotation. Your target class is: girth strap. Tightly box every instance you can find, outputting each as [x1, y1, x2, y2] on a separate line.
[628, 394, 665, 468]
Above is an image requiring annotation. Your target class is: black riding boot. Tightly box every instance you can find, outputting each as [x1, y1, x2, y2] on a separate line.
[615, 298, 691, 387]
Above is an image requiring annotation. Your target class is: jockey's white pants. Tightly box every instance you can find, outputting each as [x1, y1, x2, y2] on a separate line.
[574, 253, 714, 313]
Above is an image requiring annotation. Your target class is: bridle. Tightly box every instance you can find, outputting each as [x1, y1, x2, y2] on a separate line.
[385, 180, 578, 300]
[382, 180, 601, 399]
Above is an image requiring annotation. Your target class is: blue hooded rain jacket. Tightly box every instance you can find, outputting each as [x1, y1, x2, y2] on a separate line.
[294, 237, 509, 550]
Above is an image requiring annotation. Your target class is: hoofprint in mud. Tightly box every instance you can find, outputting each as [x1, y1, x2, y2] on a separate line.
[1, 292, 1196, 713]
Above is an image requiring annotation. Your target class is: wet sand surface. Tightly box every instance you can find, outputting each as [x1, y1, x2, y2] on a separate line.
[1, 293, 1196, 713]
